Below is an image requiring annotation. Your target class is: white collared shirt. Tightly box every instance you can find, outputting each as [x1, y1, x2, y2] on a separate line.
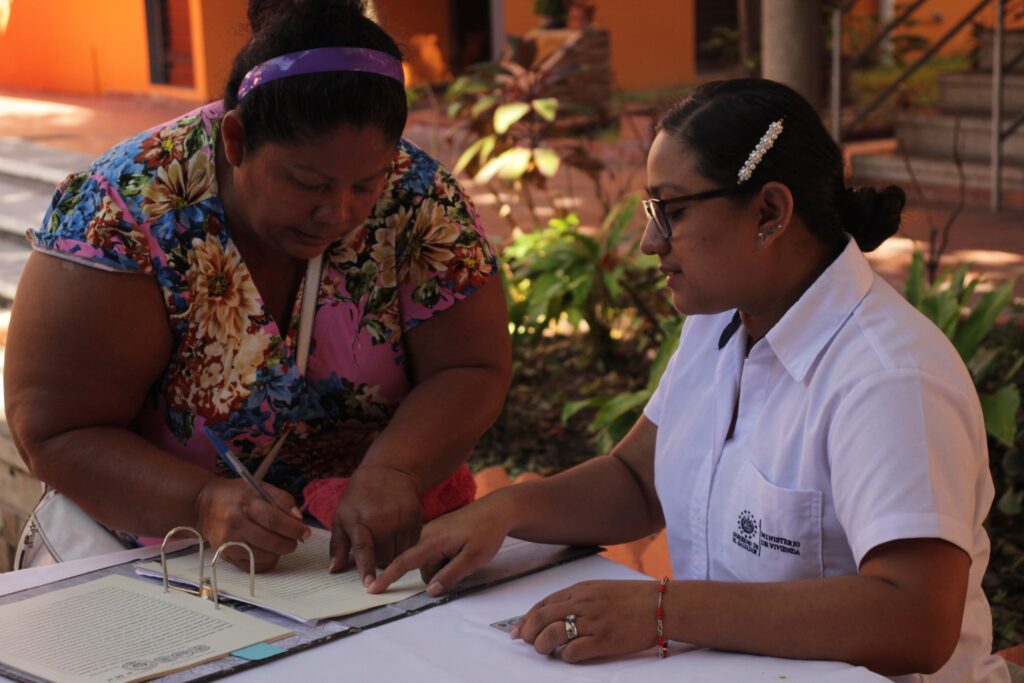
[645, 239, 1009, 683]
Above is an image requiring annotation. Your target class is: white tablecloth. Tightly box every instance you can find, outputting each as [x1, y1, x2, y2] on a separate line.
[0, 548, 886, 682]
[230, 555, 886, 683]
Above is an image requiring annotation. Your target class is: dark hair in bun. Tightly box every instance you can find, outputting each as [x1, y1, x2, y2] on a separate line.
[837, 185, 905, 251]
[656, 78, 904, 252]
[225, 0, 407, 151]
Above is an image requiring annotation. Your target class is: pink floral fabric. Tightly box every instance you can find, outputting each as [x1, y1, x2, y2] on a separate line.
[29, 102, 497, 504]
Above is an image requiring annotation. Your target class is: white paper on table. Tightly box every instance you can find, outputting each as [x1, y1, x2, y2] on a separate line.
[0, 574, 290, 683]
[134, 529, 425, 624]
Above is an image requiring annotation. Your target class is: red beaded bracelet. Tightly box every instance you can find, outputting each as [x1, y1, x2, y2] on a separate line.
[656, 576, 669, 658]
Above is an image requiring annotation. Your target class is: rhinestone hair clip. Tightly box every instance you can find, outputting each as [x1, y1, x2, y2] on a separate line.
[737, 118, 784, 185]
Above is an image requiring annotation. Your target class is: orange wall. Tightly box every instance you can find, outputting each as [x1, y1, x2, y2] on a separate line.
[194, 0, 249, 101]
[875, 0, 1024, 59]
[504, 0, 696, 90]
[0, 0, 151, 95]
[898, 0, 977, 56]
[377, 0, 453, 85]
[832, 1, 1024, 62]
[0, 0, 247, 100]
[505, 0, 534, 37]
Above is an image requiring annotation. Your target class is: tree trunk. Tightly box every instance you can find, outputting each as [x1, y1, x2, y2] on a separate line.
[761, 1, 825, 108]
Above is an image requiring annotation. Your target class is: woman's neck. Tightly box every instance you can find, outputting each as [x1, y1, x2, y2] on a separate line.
[739, 237, 842, 346]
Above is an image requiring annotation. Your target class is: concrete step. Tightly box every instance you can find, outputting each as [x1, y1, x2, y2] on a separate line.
[0, 174, 50, 301]
[0, 137, 94, 187]
[978, 28, 1024, 74]
[896, 113, 1024, 164]
[850, 152, 1024, 206]
[0, 137, 97, 300]
[938, 71, 1024, 115]
[0, 176, 54, 238]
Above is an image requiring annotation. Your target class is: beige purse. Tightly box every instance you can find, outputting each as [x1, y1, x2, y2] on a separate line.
[13, 486, 132, 569]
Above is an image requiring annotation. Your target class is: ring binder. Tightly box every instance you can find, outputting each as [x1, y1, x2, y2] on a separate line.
[159, 526, 257, 608]
[161, 527, 205, 597]
[211, 541, 256, 609]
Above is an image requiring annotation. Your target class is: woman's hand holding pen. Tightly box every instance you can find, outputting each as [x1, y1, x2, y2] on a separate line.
[194, 477, 311, 572]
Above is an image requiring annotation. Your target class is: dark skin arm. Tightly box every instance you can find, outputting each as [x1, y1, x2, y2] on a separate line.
[515, 538, 968, 675]
[374, 413, 969, 675]
[329, 274, 512, 585]
[5, 253, 309, 571]
[370, 416, 662, 594]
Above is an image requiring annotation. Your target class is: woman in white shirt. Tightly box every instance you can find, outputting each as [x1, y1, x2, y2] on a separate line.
[371, 78, 1010, 682]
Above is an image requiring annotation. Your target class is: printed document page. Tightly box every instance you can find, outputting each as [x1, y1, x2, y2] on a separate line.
[0, 574, 290, 683]
[136, 529, 425, 623]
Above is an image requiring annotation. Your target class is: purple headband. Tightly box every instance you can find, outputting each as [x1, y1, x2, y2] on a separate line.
[236, 47, 405, 101]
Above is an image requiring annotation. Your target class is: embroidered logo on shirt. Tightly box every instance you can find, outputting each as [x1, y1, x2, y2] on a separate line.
[732, 511, 802, 557]
[733, 510, 761, 555]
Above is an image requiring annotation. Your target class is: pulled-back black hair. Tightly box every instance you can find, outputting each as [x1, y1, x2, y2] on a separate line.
[657, 79, 905, 252]
[224, 0, 407, 151]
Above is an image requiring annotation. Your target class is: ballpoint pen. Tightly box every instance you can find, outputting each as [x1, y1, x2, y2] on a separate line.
[203, 426, 306, 541]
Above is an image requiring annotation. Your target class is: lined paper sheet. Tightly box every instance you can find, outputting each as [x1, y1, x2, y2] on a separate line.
[136, 529, 425, 623]
[0, 574, 290, 683]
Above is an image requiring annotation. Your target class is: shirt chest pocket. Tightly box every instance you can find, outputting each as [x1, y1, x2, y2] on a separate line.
[710, 460, 824, 583]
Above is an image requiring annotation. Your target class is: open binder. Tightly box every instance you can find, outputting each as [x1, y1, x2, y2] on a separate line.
[0, 527, 295, 683]
[0, 526, 600, 683]
[135, 527, 428, 624]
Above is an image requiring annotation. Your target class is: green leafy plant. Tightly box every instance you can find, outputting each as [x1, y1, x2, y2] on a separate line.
[446, 41, 575, 228]
[904, 252, 1023, 514]
[533, 0, 567, 26]
[499, 192, 681, 453]
[560, 315, 683, 453]
[445, 34, 621, 228]
[502, 194, 669, 356]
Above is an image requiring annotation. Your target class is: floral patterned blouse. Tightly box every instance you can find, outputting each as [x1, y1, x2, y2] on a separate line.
[28, 102, 497, 505]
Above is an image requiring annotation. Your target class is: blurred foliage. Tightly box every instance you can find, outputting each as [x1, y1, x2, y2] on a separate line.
[849, 53, 972, 109]
[445, 53, 565, 227]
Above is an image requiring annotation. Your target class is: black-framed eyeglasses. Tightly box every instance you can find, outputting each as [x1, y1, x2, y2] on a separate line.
[642, 187, 739, 240]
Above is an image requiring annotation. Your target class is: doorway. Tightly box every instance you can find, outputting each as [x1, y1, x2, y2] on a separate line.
[450, 0, 492, 73]
[145, 0, 195, 87]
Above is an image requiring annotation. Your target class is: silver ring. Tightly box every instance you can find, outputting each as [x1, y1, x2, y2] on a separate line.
[564, 614, 578, 640]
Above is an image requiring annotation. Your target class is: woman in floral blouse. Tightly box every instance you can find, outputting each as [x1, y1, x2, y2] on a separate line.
[5, 0, 511, 583]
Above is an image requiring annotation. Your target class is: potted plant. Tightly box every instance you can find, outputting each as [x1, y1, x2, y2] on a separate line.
[533, 0, 568, 29]
[568, 0, 595, 30]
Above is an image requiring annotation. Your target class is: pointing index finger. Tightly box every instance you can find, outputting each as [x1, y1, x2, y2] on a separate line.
[347, 521, 377, 587]
[368, 542, 432, 594]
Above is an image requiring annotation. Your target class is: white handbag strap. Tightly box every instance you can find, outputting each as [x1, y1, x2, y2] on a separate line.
[253, 253, 324, 482]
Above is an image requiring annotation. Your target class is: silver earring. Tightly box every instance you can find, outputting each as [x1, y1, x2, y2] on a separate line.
[757, 223, 783, 248]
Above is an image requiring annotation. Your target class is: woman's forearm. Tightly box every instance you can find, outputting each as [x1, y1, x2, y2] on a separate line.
[479, 453, 662, 547]
[359, 364, 507, 490]
[22, 426, 216, 537]
[665, 550, 966, 676]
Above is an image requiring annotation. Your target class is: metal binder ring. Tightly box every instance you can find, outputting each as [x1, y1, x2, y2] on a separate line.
[160, 526, 205, 594]
[210, 541, 256, 610]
